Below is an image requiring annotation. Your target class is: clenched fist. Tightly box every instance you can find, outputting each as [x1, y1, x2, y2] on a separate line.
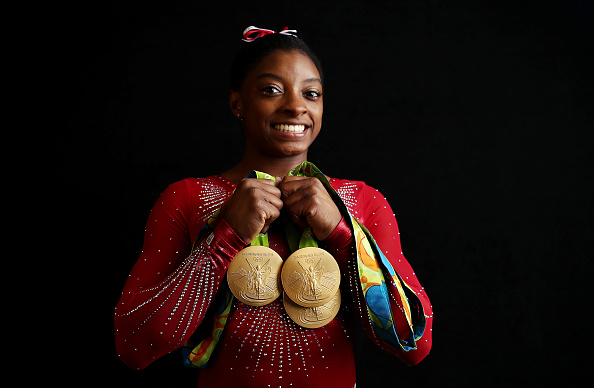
[222, 178, 284, 244]
[278, 176, 342, 241]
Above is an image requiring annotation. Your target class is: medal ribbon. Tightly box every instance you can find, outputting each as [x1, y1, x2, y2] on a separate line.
[282, 167, 321, 251]
[247, 171, 276, 248]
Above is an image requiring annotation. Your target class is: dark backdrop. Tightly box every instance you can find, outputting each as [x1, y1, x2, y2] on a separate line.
[45, 0, 592, 386]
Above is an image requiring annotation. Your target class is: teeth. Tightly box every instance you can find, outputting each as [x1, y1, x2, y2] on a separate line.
[274, 124, 306, 133]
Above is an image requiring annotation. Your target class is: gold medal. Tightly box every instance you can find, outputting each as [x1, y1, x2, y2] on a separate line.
[227, 245, 283, 306]
[283, 289, 341, 329]
[281, 246, 341, 307]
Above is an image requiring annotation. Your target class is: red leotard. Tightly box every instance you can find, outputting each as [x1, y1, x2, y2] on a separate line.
[115, 176, 433, 387]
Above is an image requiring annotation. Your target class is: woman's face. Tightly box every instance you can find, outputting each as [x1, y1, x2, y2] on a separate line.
[230, 50, 323, 159]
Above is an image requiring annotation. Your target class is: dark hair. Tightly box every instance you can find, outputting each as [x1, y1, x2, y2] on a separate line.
[229, 32, 323, 91]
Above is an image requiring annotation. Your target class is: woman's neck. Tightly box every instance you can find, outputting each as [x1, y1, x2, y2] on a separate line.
[220, 152, 308, 183]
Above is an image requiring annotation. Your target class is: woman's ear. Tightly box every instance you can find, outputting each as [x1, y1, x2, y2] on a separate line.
[229, 90, 242, 119]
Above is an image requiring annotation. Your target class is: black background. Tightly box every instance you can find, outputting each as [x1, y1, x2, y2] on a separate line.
[44, 0, 592, 386]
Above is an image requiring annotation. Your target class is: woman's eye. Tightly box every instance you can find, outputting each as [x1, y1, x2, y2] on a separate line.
[260, 86, 282, 95]
[304, 90, 322, 100]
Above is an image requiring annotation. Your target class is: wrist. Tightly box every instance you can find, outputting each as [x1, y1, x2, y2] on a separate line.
[204, 218, 249, 270]
[322, 216, 353, 250]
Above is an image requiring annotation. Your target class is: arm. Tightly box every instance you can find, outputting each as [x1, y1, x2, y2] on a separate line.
[328, 182, 432, 365]
[357, 184, 433, 364]
[114, 180, 246, 370]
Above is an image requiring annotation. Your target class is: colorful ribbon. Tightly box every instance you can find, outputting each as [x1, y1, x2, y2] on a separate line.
[242, 26, 298, 42]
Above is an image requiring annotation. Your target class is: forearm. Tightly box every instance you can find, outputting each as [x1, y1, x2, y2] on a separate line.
[114, 219, 246, 370]
[323, 216, 354, 274]
[357, 190, 433, 364]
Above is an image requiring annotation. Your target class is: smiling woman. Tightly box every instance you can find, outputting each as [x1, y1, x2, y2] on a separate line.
[114, 26, 433, 388]
[228, 50, 324, 173]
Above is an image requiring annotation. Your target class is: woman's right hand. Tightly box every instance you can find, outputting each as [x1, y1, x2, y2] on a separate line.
[222, 178, 284, 244]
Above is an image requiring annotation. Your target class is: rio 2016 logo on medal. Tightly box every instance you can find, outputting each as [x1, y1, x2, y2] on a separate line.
[227, 245, 283, 306]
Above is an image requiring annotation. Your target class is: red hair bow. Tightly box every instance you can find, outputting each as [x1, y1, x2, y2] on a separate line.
[242, 26, 298, 42]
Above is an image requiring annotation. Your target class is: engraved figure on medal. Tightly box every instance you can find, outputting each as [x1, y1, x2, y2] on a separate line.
[250, 262, 270, 297]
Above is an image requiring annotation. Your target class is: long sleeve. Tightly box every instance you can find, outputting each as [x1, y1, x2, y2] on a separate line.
[114, 179, 246, 370]
[332, 180, 433, 365]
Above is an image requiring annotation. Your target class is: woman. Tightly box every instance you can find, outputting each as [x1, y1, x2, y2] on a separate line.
[115, 26, 433, 387]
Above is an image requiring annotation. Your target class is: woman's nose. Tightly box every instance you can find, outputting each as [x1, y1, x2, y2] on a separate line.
[282, 91, 307, 116]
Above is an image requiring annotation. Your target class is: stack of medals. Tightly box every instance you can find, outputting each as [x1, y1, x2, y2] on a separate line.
[226, 172, 341, 329]
[281, 226, 341, 328]
[227, 227, 341, 328]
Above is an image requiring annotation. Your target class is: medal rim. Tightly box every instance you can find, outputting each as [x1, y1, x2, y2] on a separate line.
[283, 289, 341, 329]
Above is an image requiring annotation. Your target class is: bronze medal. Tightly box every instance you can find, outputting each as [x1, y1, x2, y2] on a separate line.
[281, 246, 340, 307]
[227, 245, 283, 306]
[283, 289, 341, 329]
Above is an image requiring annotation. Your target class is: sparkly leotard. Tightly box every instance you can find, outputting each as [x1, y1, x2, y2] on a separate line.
[114, 176, 433, 387]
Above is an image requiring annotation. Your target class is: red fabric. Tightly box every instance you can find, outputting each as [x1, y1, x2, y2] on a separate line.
[114, 175, 433, 387]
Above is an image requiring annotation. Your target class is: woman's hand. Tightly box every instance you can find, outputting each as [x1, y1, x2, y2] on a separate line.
[222, 178, 284, 243]
[278, 176, 342, 241]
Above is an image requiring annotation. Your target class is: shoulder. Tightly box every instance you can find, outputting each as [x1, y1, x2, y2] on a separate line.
[329, 178, 398, 231]
[329, 177, 384, 199]
[164, 176, 234, 197]
[330, 178, 387, 217]
[153, 176, 234, 229]
[156, 176, 234, 211]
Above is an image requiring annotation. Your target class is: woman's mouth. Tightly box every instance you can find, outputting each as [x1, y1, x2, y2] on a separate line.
[273, 124, 306, 133]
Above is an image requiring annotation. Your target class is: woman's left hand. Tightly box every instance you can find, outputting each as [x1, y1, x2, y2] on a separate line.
[278, 176, 342, 241]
